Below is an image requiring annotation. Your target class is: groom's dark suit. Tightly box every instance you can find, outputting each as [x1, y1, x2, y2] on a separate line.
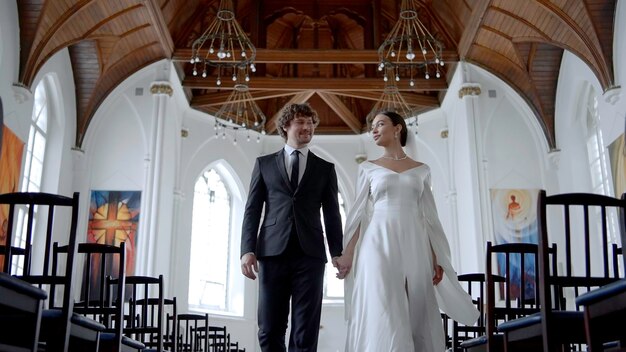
[241, 148, 343, 352]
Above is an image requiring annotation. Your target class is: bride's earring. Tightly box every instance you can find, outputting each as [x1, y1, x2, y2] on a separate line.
[394, 132, 398, 139]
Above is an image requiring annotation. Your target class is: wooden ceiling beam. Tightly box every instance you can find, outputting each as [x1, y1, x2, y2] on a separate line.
[183, 77, 448, 91]
[191, 90, 297, 106]
[173, 48, 460, 64]
[330, 91, 440, 107]
[316, 92, 363, 134]
[457, 0, 491, 58]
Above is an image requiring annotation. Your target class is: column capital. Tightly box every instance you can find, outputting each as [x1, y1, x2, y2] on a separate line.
[150, 82, 173, 97]
[603, 85, 621, 105]
[12, 82, 32, 104]
[458, 83, 482, 99]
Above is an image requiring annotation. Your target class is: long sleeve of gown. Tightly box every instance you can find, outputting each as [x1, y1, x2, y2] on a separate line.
[421, 173, 480, 326]
[342, 164, 370, 319]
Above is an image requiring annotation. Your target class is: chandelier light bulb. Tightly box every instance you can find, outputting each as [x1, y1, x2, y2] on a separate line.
[406, 51, 416, 60]
[202, 70, 207, 78]
[232, 74, 237, 81]
[436, 71, 441, 78]
[190, 58, 195, 64]
[226, 51, 231, 58]
[241, 50, 246, 57]
[216, 78, 222, 86]
[254, 121, 259, 126]
[410, 79, 415, 87]
[192, 68, 198, 76]
[425, 72, 430, 79]
[395, 74, 400, 81]
[391, 50, 396, 57]
[435, 58, 440, 64]
[250, 63, 256, 72]
[440, 61, 445, 66]
[217, 50, 226, 59]
[383, 74, 389, 82]
[262, 130, 266, 135]
[209, 47, 214, 54]
[195, 57, 201, 63]
[422, 48, 427, 55]
[245, 74, 250, 82]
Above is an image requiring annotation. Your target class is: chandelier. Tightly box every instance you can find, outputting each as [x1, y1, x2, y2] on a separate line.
[213, 72, 266, 143]
[368, 67, 418, 134]
[190, 0, 256, 85]
[377, 0, 444, 84]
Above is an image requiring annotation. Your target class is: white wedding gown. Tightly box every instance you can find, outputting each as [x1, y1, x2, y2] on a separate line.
[343, 162, 479, 352]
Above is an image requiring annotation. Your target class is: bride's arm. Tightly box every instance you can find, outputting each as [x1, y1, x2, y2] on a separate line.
[335, 226, 360, 279]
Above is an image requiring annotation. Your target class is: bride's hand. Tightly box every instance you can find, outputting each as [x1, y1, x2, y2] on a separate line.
[334, 254, 353, 279]
[432, 265, 443, 285]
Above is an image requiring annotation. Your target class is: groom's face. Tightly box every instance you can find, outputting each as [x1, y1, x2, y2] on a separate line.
[285, 115, 315, 148]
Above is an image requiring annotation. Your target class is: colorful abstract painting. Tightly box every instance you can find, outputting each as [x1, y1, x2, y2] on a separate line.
[490, 189, 540, 300]
[86, 190, 141, 297]
[0, 125, 25, 272]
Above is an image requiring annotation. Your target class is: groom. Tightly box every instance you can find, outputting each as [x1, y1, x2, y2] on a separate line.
[241, 103, 343, 352]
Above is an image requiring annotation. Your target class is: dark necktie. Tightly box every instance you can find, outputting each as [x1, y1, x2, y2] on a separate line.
[290, 150, 300, 190]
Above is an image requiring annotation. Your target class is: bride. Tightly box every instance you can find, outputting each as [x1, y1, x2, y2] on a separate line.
[334, 111, 479, 351]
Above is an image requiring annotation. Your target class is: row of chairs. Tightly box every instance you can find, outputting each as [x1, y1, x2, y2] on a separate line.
[0, 191, 247, 352]
[444, 190, 626, 352]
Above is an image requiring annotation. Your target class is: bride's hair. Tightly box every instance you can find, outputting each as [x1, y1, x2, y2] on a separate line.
[377, 111, 408, 146]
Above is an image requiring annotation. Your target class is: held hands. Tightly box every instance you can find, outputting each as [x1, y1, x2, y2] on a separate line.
[333, 254, 353, 279]
[241, 253, 259, 280]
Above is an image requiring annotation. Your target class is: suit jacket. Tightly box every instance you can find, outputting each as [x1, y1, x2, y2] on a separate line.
[241, 149, 343, 261]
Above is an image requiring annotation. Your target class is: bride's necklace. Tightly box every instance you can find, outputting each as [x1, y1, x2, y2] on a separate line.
[381, 154, 408, 161]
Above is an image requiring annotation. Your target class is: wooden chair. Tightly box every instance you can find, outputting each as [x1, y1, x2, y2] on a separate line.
[52, 241, 145, 351]
[135, 296, 177, 351]
[109, 274, 168, 351]
[208, 325, 229, 352]
[0, 191, 104, 351]
[461, 241, 555, 352]
[575, 277, 626, 351]
[0, 271, 47, 351]
[498, 191, 625, 352]
[177, 313, 209, 352]
[448, 273, 488, 351]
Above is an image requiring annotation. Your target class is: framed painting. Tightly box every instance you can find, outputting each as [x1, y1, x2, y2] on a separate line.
[490, 188, 540, 300]
[0, 125, 25, 272]
[85, 190, 141, 298]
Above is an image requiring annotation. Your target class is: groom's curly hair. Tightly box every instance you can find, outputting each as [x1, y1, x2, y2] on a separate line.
[276, 103, 320, 141]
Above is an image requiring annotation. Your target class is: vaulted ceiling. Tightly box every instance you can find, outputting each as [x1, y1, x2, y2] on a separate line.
[16, 0, 617, 148]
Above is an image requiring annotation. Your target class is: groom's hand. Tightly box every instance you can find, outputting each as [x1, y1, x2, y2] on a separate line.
[241, 253, 258, 280]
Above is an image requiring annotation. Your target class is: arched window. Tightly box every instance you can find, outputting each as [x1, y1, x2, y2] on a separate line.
[11, 80, 49, 274]
[188, 167, 244, 316]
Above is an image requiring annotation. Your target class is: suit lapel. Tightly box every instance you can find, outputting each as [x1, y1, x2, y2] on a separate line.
[298, 151, 317, 189]
[274, 150, 292, 190]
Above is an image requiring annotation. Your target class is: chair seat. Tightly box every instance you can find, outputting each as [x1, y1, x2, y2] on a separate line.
[99, 332, 146, 349]
[0, 273, 47, 299]
[460, 333, 503, 351]
[575, 278, 626, 306]
[42, 309, 106, 331]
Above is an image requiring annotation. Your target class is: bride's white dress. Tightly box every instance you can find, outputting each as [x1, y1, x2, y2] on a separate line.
[343, 161, 479, 352]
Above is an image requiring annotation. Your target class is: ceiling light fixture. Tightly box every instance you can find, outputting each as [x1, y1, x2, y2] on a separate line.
[213, 71, 266, 143]
[377, 0, 444, 82]
[190, 0, 256, 85]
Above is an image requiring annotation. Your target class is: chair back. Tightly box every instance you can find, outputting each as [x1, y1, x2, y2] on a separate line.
[0, 191, 80, 350]
[485, 241, 555, 349]
[109, 274, 166, 351]
[208, 325, 229, 352]
[450, 273, 487, 351]
[537, 190, 625, 348]
[53, 241, 127, 350]
[177, 313, 209, 351]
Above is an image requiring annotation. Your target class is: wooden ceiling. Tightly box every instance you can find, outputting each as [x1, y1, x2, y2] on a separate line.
[16, 0, 617, 148]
